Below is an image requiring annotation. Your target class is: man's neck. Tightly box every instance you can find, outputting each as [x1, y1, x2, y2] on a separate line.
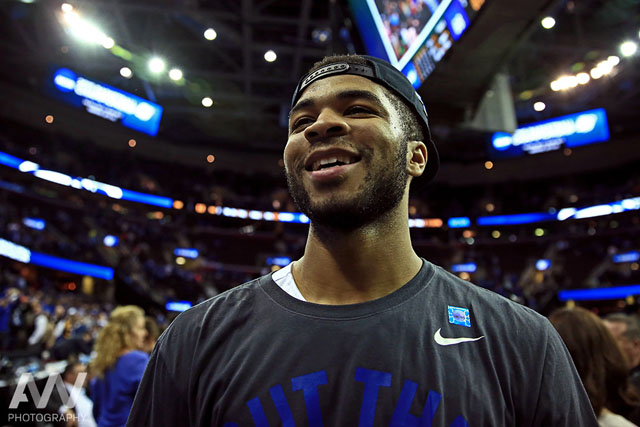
[292, 204, 422, 305]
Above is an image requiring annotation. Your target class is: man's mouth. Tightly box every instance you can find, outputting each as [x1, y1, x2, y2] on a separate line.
[305, 155, 361, 172]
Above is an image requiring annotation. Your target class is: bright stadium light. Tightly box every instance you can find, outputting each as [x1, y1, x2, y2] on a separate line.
[553, 75, 577, 90]
[264, 50, 277, 62]
[596, 60, 614, 75]
[533, 102, 546, 111]
[120, 67, 132, 78]
[562, 75, 578, 88]
[148, 57, 166, 73]
[204, 28, 217, 40]
[70, 21, 103, 43]
[576, 72, 590, 84]
[620, 41, 638, 57]
[590, 67, 603, 79]
[201, 97, 213, 107]
[102, 37, 115, 49]
[62, 9, 79, 23]
[169, 68, 183, 81]
[607, 55, 620, 66]
[541, 17, 556, 29]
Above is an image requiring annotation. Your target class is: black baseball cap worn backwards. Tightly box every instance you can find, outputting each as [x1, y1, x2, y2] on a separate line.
[291, 55, 439, 184]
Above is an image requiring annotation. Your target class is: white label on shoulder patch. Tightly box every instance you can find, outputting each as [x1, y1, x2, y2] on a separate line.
[301, 63, 350, 89]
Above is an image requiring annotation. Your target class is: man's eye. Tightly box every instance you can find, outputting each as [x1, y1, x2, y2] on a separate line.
[292, 117, 313, 130]
[345, 106, 373, 115]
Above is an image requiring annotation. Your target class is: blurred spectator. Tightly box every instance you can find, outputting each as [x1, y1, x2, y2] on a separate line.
[0, 288, 19, 350]
[27, 301, 49, 347]
[53, 304, 68, 341]
[60, 361, 97, 427]
[89, 306, 148, 427]
[550, 307, 640, 426]
[605, 313, 640, 392]
[142, 316, 160, 354]
[51, 325, 94, 361]
[10, 294, 34, 349]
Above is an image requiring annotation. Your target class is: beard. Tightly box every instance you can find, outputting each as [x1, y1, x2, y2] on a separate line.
[285, 142, 408, 231]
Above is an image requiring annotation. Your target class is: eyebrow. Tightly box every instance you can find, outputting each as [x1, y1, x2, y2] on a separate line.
[288, 89, 387, 119]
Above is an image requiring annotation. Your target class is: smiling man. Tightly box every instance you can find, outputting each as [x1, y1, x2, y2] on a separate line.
[128, 55, 597, 426]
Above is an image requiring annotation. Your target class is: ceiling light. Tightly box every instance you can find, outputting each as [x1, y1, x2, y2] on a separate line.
[596, 60, 614, 75]
[590, 67, 603, 79]
[201, 97, 213, 107]
[148, 57, 165, 73]
[607, 55, 620, 66]
[67, 19, 109, 45]
[576, 72, 590, 84]
[312, 28, 331, 43]
[61, 3, 73, 13]
[561, 75, 578, 88]
[620, 41, 637, 57]
[120, 67, 132, 78]
[62, 10, 80, 25]
[533, 102, 545, 111]
[553, 75, 576, 90]
[264, 50, 277, 62]
[204, 28, 217, 40]
[169, 68, 183, 81]
[541, 17, 556, 29]
[102, 37, 115, 49]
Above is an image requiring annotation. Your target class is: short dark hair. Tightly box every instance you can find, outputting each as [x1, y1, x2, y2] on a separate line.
[306, 55, 424, 143]
[604, 313, 640, 341]
[62, 359, 81, 381]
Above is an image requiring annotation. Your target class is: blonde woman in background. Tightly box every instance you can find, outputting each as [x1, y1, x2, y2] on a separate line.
[90, 306, 148, 427]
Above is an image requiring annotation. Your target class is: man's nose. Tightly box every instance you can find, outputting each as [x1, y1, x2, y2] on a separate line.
[304, 109, 349, 143]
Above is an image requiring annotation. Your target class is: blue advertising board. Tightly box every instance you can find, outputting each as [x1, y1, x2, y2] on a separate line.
[49, 68, 163, 136]
[490, 108, 609, 158]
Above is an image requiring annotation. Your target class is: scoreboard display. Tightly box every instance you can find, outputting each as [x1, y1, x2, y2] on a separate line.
[349, 0, 486, 88]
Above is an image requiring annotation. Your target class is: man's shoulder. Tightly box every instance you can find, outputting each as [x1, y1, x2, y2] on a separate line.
[157, 274, 268, 346]
[430, 263, 549, 330]
[176, 275, 266, 321]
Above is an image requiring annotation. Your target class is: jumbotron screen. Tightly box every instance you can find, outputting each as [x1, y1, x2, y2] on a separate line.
[349, 0, 486, 88]
[349, 0, 484, 89]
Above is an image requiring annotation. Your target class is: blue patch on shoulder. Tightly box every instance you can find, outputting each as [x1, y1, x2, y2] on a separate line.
[448, 306, 471, 327]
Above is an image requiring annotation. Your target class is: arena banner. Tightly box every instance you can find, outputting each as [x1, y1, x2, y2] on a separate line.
[47, 67, 163, 136]
[490, 108, 609, 158]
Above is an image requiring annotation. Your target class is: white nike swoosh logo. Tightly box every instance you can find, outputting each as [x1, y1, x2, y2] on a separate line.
[434, 328, 485, 346]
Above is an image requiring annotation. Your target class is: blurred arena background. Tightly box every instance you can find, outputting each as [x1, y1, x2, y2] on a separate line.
[0, 0, 639, 423]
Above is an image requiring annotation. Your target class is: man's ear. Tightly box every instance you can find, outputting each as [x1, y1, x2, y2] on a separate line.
[406, 140, 427, 178]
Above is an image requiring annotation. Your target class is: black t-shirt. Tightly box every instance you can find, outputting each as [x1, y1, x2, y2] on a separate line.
[128, 260, 597, 426]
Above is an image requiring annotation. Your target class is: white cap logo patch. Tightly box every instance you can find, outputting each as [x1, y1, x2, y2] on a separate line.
[300, 63, 350, 91]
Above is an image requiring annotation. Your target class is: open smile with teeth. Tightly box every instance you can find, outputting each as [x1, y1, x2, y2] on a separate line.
[306, 155, 361, 172]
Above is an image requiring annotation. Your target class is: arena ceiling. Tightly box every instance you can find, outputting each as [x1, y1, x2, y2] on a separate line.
[0, 0, 638, 164]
